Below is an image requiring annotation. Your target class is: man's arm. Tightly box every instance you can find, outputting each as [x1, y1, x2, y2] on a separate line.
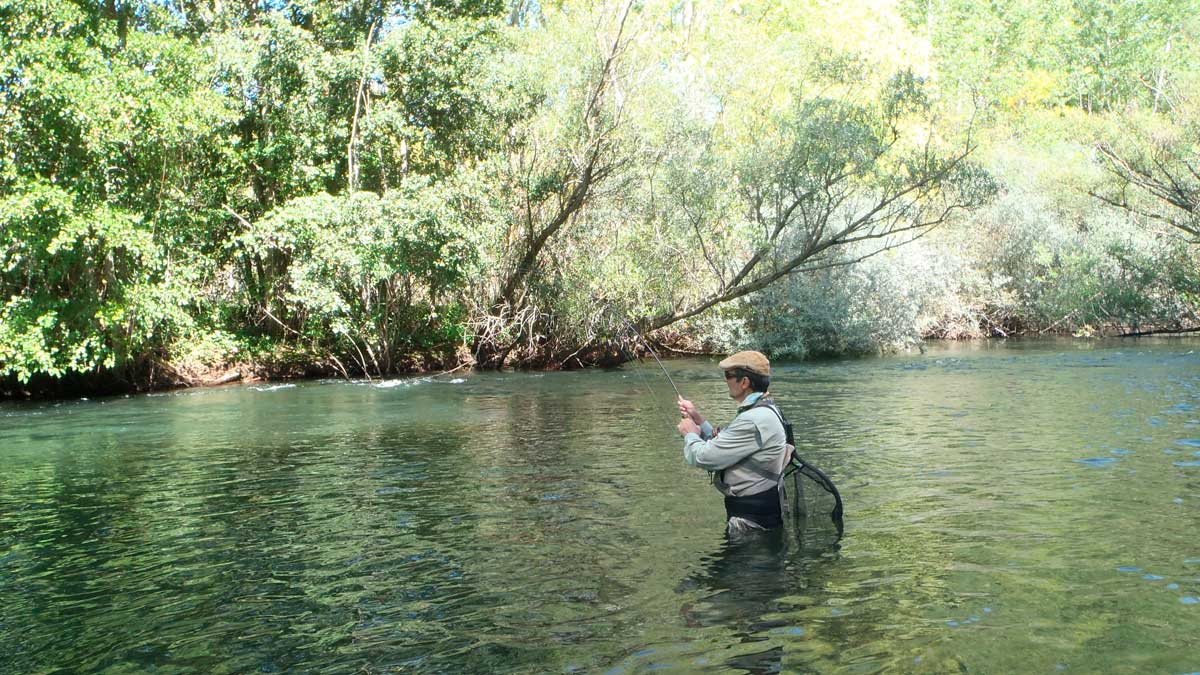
[681, 415, 759, 470]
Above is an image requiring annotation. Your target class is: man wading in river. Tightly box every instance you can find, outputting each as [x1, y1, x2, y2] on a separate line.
[676, 351, 790, 535]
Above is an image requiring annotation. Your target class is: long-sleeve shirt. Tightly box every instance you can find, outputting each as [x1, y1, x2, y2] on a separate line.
[682, 392, 789, 497]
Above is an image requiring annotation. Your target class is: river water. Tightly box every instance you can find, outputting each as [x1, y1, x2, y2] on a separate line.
[2, 339, 1200, 673]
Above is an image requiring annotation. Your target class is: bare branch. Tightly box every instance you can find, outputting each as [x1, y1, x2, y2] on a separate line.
[1095, 141, 1200, 238]
[643, 122, 981, 332]
[347, 21, 378, 193]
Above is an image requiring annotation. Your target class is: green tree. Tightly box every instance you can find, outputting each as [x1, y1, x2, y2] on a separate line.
[234, 185, 476, 376]
[0, 0, 234, 384]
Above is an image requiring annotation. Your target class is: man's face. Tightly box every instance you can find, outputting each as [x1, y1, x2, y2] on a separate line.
[724, 371, 751, 401]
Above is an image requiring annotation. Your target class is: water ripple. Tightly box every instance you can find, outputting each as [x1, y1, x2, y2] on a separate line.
[4, 341, 1200, 672]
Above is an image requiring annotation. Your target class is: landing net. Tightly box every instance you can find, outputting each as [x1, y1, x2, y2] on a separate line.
[781, 454, 844, 539]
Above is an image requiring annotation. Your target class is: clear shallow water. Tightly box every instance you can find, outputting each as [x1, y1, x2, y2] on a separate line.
[2, 339, 1200, 674]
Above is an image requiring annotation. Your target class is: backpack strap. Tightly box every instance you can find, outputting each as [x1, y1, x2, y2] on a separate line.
[752, 397, 794, 447]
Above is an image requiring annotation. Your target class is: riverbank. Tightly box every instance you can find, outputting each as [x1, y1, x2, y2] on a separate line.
[7, 328, 1197, 401]
[1, 362, 253, 401]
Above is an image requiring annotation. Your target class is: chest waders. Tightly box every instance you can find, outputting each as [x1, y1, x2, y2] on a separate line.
[717, 399, 845, 537]
[714, 398, 788, 529]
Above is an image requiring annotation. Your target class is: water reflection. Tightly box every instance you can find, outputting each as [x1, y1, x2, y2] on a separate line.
[672, 520, 840, 673]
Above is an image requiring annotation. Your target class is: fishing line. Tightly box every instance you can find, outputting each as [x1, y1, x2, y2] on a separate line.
[619, 319, 684, 401]
[603, 311, 683, 423]
[615, 340, 672, 421]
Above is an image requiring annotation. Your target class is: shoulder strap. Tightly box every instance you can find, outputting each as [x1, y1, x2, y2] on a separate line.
[753, 397, 796, 447]
[721, 397, 789, 484]
[752, 398, 784, 424]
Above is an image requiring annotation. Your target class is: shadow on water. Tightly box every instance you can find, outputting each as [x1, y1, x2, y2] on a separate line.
[677, 519, 843, 674]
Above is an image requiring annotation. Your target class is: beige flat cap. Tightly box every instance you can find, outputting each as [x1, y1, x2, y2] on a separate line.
[718, 350, 770, 376]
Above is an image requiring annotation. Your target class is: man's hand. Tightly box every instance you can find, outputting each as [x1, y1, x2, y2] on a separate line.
[677, 397, 703, 425]
[677, 417, 701, 437]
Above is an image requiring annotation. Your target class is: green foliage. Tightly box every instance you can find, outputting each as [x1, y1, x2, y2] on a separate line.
[2, 0, 1199, 392]
[740, 257, 926, 358]
[0, 180, 193, 380]
[902, 0, 1198, 113]
[1092, 100, 1200, 241]
[943, 136, 1198, 336]
[1000, 210, 1199, 334]
[236, 184, 476, 374]
[363, 14, 525, 184]
[732, 237, 995, 357]
[732, 122, 1200, 354]
[0, 0, 242, 385]
[0, 0, 515, 385]
[211, 16, 350, 213]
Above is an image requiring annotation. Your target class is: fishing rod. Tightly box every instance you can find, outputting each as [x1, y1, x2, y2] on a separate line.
[620, 318, 684, 401]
